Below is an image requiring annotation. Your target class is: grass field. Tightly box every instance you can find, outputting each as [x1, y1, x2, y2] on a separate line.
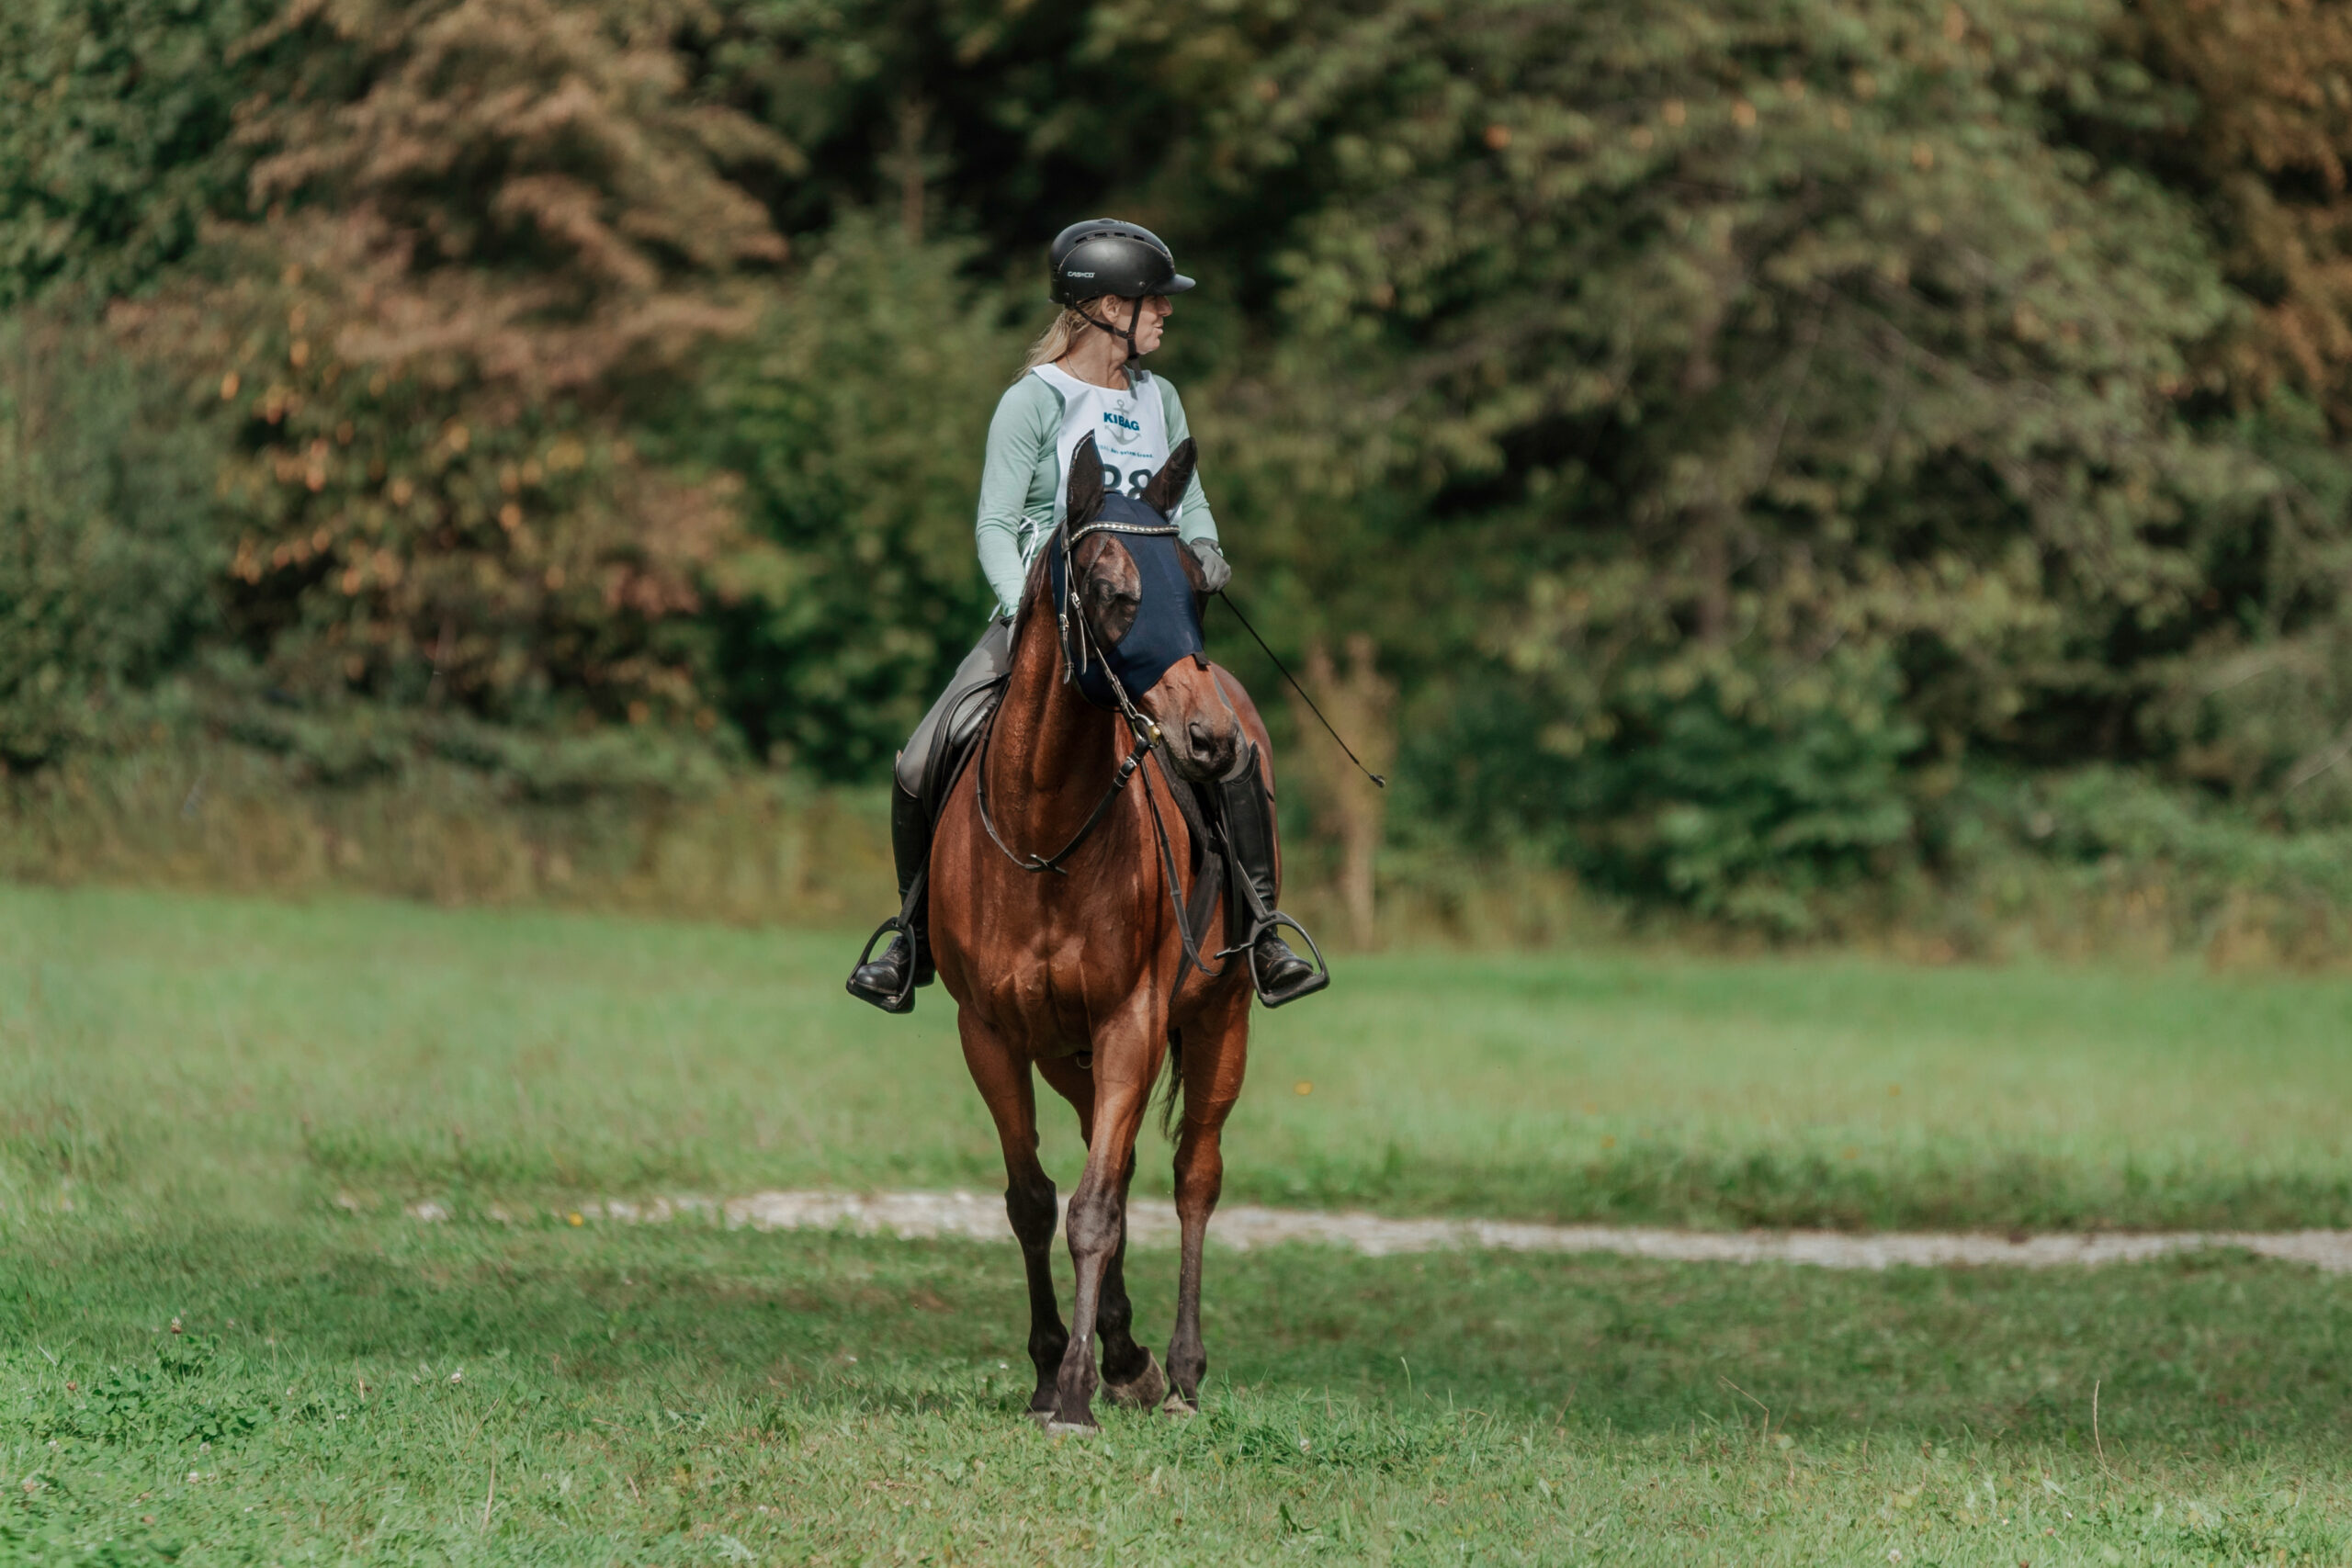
[6, 885, 2352, 1563]
[6, 886, 2352, 1232]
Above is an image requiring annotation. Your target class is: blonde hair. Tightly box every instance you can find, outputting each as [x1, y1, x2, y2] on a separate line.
[1018, 306, 1095, 378]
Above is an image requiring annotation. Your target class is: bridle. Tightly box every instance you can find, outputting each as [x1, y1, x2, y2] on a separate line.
[972, 513, 1230, 988]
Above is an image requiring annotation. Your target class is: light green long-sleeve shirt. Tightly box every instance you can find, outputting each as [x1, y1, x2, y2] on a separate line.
[973, 369, 1219, 619]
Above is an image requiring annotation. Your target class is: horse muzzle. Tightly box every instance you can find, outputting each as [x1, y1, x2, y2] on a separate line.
[1157, 705, 1242, 784]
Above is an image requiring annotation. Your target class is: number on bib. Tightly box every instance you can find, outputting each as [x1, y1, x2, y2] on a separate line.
[1098, 460, 1156, 501]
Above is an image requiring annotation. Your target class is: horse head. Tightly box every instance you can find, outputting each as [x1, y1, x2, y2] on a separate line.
[1055, 434, 1241, 783]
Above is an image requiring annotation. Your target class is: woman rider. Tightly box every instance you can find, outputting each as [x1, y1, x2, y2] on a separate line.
[845, 218, 1326, 1013]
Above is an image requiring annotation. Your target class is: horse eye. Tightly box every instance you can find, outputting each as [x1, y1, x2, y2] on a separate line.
[1086, 581, 1139, 644]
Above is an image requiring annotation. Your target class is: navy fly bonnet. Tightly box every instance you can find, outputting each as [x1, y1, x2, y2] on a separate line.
[1046, 435, 1206, 711]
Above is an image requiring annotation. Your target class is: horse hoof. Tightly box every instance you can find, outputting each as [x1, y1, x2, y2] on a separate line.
[1102, 1352, 1167, 1410]
[1159, 1393, 1199, 1418]
[1045, 1419, 1100, 1438]
[1023, 1409, 1054, 1429]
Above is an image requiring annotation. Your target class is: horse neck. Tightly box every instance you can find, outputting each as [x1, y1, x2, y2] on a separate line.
[988, 607, 1128, 841]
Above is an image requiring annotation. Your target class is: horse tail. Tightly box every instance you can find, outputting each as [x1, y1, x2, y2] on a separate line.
[1156, 1027, 1185, 1139]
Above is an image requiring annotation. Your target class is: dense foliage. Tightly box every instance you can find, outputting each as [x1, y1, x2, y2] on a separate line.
[1150, 0, 2267, 919]
[0, 0, 281, 304]
[0, 311, 220, 768]
[697, 217, 1022, 774]
[5, 0, 2352, 925]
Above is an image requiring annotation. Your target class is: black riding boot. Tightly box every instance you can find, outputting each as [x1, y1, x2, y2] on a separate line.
[845, 781, 935, 1013]
[1214, 763, 1329, 1008]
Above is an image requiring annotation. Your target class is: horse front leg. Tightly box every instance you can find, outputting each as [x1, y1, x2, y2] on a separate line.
[957, 1010, 1068, 1419]
[1092, 1145, 1168, 1408]
[1047, 1009, 1159, 1433]
[1036, 1058, 1164, 1411]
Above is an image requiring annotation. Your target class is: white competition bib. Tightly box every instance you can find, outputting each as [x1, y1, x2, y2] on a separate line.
[1032, 364, 1171, 528]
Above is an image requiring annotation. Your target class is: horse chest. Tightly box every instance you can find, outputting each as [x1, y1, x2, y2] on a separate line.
[967, 924, 1138, 1054]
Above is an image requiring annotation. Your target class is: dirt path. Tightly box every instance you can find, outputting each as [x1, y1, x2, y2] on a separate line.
[410, 1190, 2352, 1273]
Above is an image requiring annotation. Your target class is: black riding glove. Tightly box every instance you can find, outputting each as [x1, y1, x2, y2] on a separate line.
[1186, 537, 1232, 594]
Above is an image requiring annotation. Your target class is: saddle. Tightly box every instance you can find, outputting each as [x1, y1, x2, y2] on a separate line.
[913, 674, 1004, 831]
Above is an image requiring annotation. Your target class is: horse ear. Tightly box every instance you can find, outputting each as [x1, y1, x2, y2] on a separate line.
[1141, 437, 1197, 518]
[1066, 433, 1105, 528]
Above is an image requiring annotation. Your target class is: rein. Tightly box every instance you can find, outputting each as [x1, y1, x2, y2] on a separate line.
[972, 718, 1151, 876]
[972, 515, 1228, 992]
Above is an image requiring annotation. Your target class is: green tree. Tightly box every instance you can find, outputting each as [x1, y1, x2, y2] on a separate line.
[1122, 0, 2271, 919]
[121, 0, 797, 748]
[2099, 0, 2352, 828]
[693, 0, 1173, 256]
[698, 215, 1026, 776]
[0, 310, 222, 768]
[0, 0, 281, 305]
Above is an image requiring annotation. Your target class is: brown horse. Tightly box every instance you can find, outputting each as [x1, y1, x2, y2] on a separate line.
[927, 445, 1271, 1433]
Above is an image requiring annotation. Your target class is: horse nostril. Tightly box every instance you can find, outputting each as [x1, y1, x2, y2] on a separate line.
[1183, 717, 1239, 778]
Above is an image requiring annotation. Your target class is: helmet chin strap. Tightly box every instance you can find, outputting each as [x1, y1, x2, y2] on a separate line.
[1078, 295, 1147, 367]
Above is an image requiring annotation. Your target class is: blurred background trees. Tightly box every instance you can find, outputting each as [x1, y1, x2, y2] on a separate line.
[6, 0, 2352, 940]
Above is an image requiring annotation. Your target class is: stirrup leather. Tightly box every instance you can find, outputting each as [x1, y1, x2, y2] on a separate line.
[1210, 743, 1332, 1008]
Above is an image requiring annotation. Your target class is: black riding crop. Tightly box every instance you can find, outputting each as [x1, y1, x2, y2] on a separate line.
[1212, 590, 1387, 789]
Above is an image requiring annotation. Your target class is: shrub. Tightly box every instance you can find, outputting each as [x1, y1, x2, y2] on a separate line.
[697, 216, 1023, 777]
[1403, 650, 1919, 931]
[0, 310, 222, 768]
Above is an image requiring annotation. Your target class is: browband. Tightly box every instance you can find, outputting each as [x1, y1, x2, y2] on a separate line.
[1068, 520, 1180, 545]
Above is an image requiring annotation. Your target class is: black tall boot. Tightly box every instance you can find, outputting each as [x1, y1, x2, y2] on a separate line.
[1214, 761, 1329, 1008]
[846, 781, 935, 1013]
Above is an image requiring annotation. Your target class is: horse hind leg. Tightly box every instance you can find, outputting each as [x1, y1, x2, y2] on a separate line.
[1163, 1114, 1222, 1416]
[1165, 997, 1248, 1416]
[957, 1011, 1068, 1419]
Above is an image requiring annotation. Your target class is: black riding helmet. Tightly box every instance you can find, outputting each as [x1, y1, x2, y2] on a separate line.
[1048, 219, 1194, 360]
